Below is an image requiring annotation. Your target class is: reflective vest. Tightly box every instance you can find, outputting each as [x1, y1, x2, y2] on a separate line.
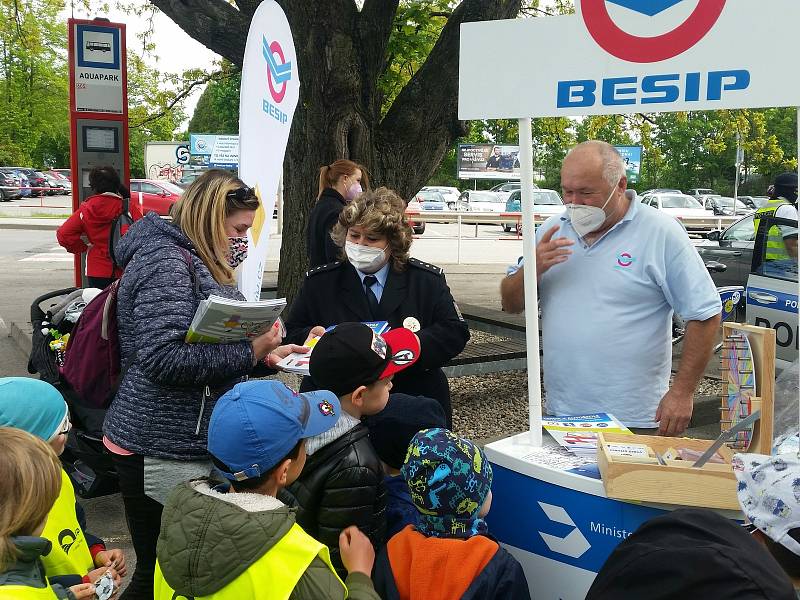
[0, 584, 60, 599]
[153, 523, 346, 600]
[753, 198, 791, 261]
[40, 469, 94, 577]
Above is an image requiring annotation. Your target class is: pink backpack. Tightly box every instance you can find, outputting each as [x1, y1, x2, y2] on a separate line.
[60, 281, 122, 408]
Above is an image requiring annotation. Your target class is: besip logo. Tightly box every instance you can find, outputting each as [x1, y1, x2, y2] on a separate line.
[581, 0, 726, 63]
[537, 502, 591, 559]
[262, 36, 292, 103]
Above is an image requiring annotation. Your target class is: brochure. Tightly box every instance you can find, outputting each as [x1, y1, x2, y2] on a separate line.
[185, 295, 286, 343]
[276, 321, 390, 375]
[543, 413, 632, 458]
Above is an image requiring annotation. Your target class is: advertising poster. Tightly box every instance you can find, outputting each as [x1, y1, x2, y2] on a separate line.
[189, 134, 239, 170]
[458, 144, 521, 180]
[614, 145, 642, 185]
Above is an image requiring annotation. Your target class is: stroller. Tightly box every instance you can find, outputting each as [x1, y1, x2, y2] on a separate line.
[27, 287, 119, 499]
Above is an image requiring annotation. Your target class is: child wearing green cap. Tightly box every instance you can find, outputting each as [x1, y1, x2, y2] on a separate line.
[0, 378, 125, 598]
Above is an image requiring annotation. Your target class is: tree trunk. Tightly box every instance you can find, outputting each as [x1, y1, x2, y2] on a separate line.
[150, 0, 522, 304]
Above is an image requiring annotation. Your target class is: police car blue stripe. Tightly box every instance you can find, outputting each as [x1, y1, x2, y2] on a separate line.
[747, 287, 798, 314]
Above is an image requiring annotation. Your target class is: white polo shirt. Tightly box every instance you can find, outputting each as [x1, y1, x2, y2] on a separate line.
[529, 198, 721, 428]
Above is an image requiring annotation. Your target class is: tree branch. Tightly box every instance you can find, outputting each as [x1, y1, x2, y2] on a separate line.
[149, 0, 250, 66]
[130, 70, 235, 129]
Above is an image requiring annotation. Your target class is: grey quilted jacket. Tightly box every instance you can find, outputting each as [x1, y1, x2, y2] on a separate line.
[103, 213, 254, 459]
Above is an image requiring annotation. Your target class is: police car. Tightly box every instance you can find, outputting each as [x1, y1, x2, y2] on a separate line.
[746, 214, 798, 372]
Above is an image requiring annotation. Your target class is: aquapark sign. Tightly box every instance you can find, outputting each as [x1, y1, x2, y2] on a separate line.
[459, 0, 800, 118]
[237, 0, 299, 301]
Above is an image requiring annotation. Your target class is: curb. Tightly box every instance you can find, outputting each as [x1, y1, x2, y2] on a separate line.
[9, 321, 32, 357]
[0, 222, 61, 231]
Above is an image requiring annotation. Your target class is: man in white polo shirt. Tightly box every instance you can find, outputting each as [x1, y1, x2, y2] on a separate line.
[501, 141, 721, 435]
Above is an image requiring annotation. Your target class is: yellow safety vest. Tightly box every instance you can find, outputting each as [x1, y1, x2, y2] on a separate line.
[0, 584, 60, 599]
[753, 198, 791, 261]
[40, 469, 94, 578]
[153, 523, 346, 600]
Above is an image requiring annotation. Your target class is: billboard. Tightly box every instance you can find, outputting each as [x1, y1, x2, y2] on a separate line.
[614, 145, 642, 185]
[189, 134, 239, 169]
[144, 141, 190, 181]
[459, 0, 800, 119]
[458, 144, 520, 180]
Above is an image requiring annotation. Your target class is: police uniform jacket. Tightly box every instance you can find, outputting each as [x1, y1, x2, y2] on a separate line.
[285, 259, 470, 421]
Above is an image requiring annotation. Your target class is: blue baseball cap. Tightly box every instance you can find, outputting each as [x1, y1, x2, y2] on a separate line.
[208, 380, 340, 482]
[0, 377, 68, 441]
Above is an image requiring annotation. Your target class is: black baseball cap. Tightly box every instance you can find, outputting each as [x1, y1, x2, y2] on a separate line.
[363, 393, 447, 469]
[774, 172, 798, 188]
[309, 323, 420, 397]
[586, 508, 796, 600]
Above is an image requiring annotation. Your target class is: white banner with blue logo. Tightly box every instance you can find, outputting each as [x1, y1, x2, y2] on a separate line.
[238, 0, 298, 301]
[459, 0, 800, 118]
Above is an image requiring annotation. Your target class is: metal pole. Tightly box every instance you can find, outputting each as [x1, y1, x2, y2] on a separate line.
[457, 213, 462, 264]
[734, 131, 741, 200]
[518, 117, 543, 446]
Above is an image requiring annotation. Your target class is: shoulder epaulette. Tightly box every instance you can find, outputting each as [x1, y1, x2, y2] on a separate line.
[305, 261, 343, 277]
[408, 257, 443, 275]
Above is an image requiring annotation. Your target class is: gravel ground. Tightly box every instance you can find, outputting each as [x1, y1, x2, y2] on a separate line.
[269, 329, 723, 442]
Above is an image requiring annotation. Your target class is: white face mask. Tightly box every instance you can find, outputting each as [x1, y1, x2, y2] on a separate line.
[345, 240, 387, 274]
[564, 186, 616, 238]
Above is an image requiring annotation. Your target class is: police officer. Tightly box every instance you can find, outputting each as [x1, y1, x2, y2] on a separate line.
[287, 187, 470, 424]
[754, 172, 798, 261]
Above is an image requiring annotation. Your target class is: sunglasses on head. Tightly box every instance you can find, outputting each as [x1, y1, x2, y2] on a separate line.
[226, 186, 256, 202]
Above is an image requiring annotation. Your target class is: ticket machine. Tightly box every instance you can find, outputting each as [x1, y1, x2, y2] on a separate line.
[68, 18, 129, 286]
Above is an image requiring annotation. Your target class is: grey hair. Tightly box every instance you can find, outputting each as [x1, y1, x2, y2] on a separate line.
[568, 140, 626, 189]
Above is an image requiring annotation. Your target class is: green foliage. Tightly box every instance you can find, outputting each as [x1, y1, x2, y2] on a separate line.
[187, 65, 240, 135]
[0, 0, 69, 167]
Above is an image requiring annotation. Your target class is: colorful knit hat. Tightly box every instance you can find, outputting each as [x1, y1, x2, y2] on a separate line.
[402, 428, 493, 539]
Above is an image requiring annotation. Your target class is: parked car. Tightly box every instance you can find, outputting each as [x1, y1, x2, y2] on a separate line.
[705, 196, 753, 216]
[640, 192, 712, 217]
[9, 168, 48, 196]
[420, 186, 460, 210]
[0, 170, 23, 199]
[502, 189, 564, 232]
[696, 214, 757, 288]
[749, 196, 771, 209]
[47, 171, 72, 193]
[130, 179, 184, 216]
[177, 171, 201, 189]
[0, 172, 19, 201]
[488, 181, 539, 205]
[746, 213, 798, 371]
[405, 197, 425, 234]
[51, 168, 71, 181]
[414, 190, 448, 212]
[459, 190, 506, 214]
[42, 173, 64, 195]
[687, 187, 718, 197]
[640, 188, 682, 196]
[10, 171, 31, 198]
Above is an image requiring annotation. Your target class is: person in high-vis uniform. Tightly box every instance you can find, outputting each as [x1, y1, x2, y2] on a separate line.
[0, 427, 95, 599]
[753, 172, 799, 261]
[0, 378, 125, 597]
[153, 380, 382, 600]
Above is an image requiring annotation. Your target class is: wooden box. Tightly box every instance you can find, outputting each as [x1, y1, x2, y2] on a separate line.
[597, 432, 739, 510]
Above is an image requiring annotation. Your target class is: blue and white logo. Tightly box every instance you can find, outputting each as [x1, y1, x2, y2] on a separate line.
[537, 502, 591, 559]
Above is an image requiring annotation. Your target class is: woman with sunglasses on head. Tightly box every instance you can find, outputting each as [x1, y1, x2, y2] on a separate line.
[307, 159, 370, 268]
[103, 169, 307, 599]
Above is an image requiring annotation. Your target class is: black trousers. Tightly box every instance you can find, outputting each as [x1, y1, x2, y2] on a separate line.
[111, 453, 163, 600]
[87, 276, 116, 289]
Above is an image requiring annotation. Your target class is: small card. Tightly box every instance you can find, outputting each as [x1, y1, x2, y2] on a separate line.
[606, 443, 651, 458]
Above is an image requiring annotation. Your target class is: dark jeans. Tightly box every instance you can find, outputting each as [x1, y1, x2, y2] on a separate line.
[111, 453, 163, 600]
[87, 276, 116, 289]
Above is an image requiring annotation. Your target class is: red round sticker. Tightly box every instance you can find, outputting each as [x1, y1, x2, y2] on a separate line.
[581, 0, 726, 63]
[267, 41, 287, 103]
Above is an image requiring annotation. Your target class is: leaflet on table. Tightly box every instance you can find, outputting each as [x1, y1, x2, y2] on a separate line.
[185, 295, 286, 343]
[543, 413, 632, 458]
[277, 321, 390, 375]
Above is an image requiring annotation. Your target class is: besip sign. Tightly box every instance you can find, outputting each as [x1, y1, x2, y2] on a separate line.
[459, 0, 800, 118]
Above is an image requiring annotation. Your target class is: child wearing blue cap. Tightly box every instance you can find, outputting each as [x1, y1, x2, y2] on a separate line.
[373, 428, 531, 600]
[0, 378, 124, 598]
[153, 380, 381, 600]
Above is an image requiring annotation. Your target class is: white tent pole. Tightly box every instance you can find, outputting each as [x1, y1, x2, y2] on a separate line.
[518, 117, 543, 446]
